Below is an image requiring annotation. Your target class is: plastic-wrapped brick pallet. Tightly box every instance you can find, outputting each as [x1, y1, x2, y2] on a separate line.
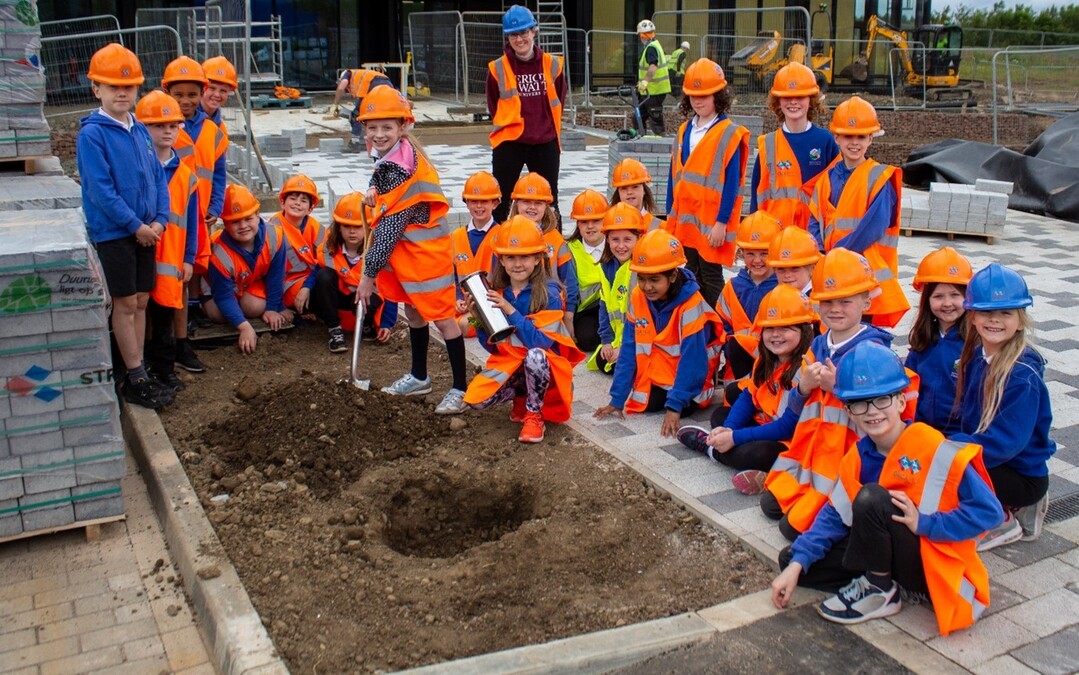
[0, 208, 124, 539]
[0, 0, 48, 154]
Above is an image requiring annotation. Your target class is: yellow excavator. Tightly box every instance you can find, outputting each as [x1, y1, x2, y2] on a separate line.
[728, 5, 833, 92]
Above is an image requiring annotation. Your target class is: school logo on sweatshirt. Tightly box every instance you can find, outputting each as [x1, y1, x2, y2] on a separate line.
[809, 148, 821, 161]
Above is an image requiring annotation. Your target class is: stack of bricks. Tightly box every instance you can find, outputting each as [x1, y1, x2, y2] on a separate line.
[0, 0, 50, 159]
[0, 208, 124, 538]
[901, 180, 1012, 239]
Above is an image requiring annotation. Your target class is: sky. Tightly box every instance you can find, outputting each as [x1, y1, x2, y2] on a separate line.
[936, 0, 1072, 10]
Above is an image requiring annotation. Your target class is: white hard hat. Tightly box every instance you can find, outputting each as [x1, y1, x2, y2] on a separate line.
[637, 19, 656, 34]
[681, 41, 690, 49]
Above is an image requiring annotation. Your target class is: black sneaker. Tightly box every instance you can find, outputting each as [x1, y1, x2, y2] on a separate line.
[124, 377, 165, 410]
[361, 323, 377, 342]
[189, 304, 213, 329]
[146, 372, 176, 406]
[328, 327, 348, 353]
[176, 341, 207, 373]
[151, 369, 185, 393]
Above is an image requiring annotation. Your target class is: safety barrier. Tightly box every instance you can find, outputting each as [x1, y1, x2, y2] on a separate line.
[992, 45, 1079, 144]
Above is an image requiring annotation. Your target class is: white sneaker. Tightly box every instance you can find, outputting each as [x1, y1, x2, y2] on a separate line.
[380, 373, 432, 396]
[1015, 494, 1049, 542]
[976, 512, 1023, 552]
[818, 576, 902, 624]
[434, 388, 467, 415]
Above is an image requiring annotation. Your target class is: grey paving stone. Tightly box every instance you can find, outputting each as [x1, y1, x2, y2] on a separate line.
[698, 488, 759, 514]
[593, 422, 635, 440]
[1012, 624, 1079, 675]
[984, 582, 1027, 617]
[659, 442, 699, 461]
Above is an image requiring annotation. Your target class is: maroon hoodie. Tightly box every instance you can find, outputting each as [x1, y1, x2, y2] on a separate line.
[486, 42, 567, 146]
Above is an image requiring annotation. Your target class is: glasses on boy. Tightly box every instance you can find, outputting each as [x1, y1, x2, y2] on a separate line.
[844, 394, 898, 416]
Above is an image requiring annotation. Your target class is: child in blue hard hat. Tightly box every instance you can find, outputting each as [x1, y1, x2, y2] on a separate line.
[771, 341, 1002, 635]
[951, 263, 1056, 551]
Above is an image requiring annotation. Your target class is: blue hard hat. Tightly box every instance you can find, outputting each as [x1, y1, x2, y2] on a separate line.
[964, 262, 1033, 311]
[833, 342, 910, 402]
[503, 5, 537, 34]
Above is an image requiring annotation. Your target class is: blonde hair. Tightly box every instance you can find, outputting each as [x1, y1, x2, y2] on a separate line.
[507, 200, 559, 233]
[489, 253, 557, 314]
[955, 309, 1035, 434]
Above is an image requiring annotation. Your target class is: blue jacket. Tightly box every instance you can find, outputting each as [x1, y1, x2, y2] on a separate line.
[725, 386, 800, 446]
[207, 219, 286, 327]
[609, 268, 714, 412]
[786, 324, 895, 414]
[77, 111, 170, 244]
[905, 325, 965, 435]
[951, 347, 1056, 477]
[750, 124, 839, 212]
[808, 160, 897, 253]
[789, 423, 1004, 572]
[183, 109, 226, 219]
[476, 280, 563, 354]
[162, 151, 199, 266]
[721, 267, 778, 336]
[666, 114, 743, 225]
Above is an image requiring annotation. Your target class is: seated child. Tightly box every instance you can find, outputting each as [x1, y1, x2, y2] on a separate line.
[678, 285, 816, 495]
[593, 230, 724, 438]
[772, 341, 1001, 636]
[463, 215, 584, 443]
[313, 192, 397, 352]
[566, 189, 609, 353]
[452, 171, 503, 335]
[269, 174, 323, 316]
[609, 158, 664, 231]
[202, 184, 290, 354]
[589, 203, 647, 374]
[905, 247, 972, 436]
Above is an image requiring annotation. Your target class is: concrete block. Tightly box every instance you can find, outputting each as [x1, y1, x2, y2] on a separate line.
[0, 344, 51, 378]
[975, 178, 1014, 194]
[20, 447, 76, 494]
[0, 128, 15, 158]
[281, 127, 305, 150]
[75, 456, 125, 486]
[72, 482, 124, 521]
[7, 410, 61, 455]
[318, 137, 344, 153]
[0, 456, 23, 500]
[57, 373, 116, 411]
[50, 304, 108, 332]
[19, 487, 74, 532]
[61, 406, 121, 448]
[0, 497, 21, 537]
[0, 308, 49, 339]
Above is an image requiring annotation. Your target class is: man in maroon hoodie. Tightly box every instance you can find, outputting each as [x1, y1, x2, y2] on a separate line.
[486, 5, 567, 223]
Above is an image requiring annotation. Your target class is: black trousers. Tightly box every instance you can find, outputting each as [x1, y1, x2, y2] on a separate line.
[639, 92, 666, 134]
[644, 384, 699, 416]
[760, 490, 802, 542]
[682, 247, 725, 309]
[708, 406, 785, 472]
[725, 339, 755, 384]
[573, 303, 601, 354]
[492, 138, 561, 223]
[778, 483, 929, 596]
[988, 465, 1049, 508]
[312, 267, 380, 333]
[146, 299, 176, 374]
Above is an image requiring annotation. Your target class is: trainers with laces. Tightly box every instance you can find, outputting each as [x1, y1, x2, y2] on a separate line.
[510, 397, 527, 423]
[146, 372, 176, 406]
[818, 576, 902, 624]
[976, 512, 1023, 552]
[435, 388, 467, 415]
[519, 411, 545, 443]
[381, 373, 432, 396]
[1015, 494, 1049, 542]
[676, 425, 711, 454]
[123, 377, 165, 410]
[328, 327, 348, 353]
[732, 469, 767, 496]
[150, 369, 185, 393]
[176, 341, 207, 373]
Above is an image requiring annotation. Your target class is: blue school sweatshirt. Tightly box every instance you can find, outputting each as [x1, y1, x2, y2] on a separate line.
[951, 347, 1056, 477]
[182, 109, 226, 219]
[785, 324, 896, 415]
[807, 161, 896, 252]
[725, 385, 800, 446]
[904, 325, 965, 435]
[475, 280, 563, 354]
[720, 268, 778, 336]
[665, 114, 743, 226]
[207, 219, 286, 328]
[77, 111, 170, 244]
[162, 151, 199, 266]
[749, 124, 839, 212]
[609, 269, 714, 412]
[789, 424, 1004, 572]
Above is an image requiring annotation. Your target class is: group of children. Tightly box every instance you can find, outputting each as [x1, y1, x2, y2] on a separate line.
[80, 42, 1056, 636]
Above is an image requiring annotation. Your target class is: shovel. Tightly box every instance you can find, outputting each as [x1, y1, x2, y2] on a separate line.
[339, 208, 375, 390]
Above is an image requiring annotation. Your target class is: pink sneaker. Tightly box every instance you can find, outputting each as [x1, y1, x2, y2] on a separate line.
[732, 470, 767, 496]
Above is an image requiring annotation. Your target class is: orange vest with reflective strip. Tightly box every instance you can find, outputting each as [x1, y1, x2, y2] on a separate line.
[488, 52, 563, 149]
[175, 119, 222, 274]
[543, 228, 572, 277]
[316, 242, 385, 332]
[747, 361, 794, 428]
[717, 279, 761, 360]
[756, 130, 819, 231]
[208, 222, 283, 300]
[348, 69, 383, 100]
[810, 159, 909, 328]
[151, 161, 199, 309]
[463, 308, 585, 422]
[368, 150, 455, 322]
[666, 118, 748, 265]
[764, 342, 921, 532]
[830, 423, 991, 636]
[270, 213, 324, 308]
[623, 288, 725, 413]
[643, 212, 665, 232]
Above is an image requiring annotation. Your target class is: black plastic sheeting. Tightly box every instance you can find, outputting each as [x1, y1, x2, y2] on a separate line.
[903, 112, 1079, 223]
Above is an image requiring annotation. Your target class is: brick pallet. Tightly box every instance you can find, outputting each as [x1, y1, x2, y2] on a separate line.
[0, 1, 50, 163]
[901, 179, 1012, 245]
[251, 95, 312, 110]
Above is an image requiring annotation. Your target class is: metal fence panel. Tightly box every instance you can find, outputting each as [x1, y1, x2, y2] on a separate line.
[408, 11, 464, 104]
[461, 21, 506, 107]
[992, 46, 1079, 142]
[40, 15, 120, 40]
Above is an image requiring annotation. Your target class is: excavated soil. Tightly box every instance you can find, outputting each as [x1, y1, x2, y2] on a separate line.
[159, 327, 772, 672]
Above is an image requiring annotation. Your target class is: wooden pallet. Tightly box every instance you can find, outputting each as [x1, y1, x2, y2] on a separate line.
[902, 227, 997, 245]
[250, 95, 312, 110]
[0, 514, 126, 545]
[0, 155, 55, 175]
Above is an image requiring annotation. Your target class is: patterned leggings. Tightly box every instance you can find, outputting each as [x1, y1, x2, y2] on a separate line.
[469, 348, 551, 413]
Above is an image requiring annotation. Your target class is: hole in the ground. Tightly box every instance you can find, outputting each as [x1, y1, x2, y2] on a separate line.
[384, 473, 536, 558]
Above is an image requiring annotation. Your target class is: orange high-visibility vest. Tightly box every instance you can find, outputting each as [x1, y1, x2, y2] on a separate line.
[208, 222, 283, 300]
[756, 130, 820, 231]
[175, 118, 223, 274]
[623, 287, 725, 413]
[810, 159, 909, 328]
[765, 343, 921, 532]
[367, 152, 455, 322]
[717, 279, 761, 361]
[347, 69, 384, 100]
[830, 423, 992, 636]
[543, 228, 572, 278]
[464, 308, 585, 422]
[151, 161, 199, 309]
[316, 242, 385, 332]
[666, 118, 748, 265]
[270, 213, 324, 308]
[450, 224, 501, 336]
[488, 52, 563, 148]
[643, 212, 665, 232]
[746, 361, 794, 429]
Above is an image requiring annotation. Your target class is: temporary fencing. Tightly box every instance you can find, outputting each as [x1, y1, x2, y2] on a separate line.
[992, 45, 1079, 143]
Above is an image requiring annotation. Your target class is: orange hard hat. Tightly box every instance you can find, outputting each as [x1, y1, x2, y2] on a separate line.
[87, 43, 144, 86]
[913, 246, 973, 292]
[755, 284, 818, 328]
[682, 58, 727, 96]
[830, 96, 882, 136]
[602, 202, 646, 233]
[493, 215, 546, 256]
[811, 247, 878, 300]
[202, 56, 238, 89]
[462, 171, 501, 201]
[134, 90, 183, 125]
[357, 85, 414, 123]
[161, 56, 208, 89]
[511, 172, 554, 203]
[222, 184, 261, 222]
[278, 174, 320, 207]
[611, 158, 652, 187]
[333, 193, 368, 226]
[735, 210, 782, 250]
[570, 189, 609, 220]
[767, 226, 822, 268]
[630, 229, 687, 274]
[771, 62, 820, 98]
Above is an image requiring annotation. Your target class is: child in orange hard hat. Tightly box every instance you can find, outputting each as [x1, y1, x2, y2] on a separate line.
[452, 171, 502, 336]
[269, 174, 324, 317]
[588, 203, 647, 374]
[609, 158, 664, 232]
[767, 225, 822, 299]
[565, 189, 608, 353]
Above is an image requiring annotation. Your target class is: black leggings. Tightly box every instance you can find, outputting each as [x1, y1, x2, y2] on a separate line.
[644, 385, 699, 416]
[312, 267, 380, 332]
[708, 405, 785, 472]
[725, 339, 755, 384]
[988, 465, 1049, 509]
[573, 303, 601, 354]
[145, 299, 176, 373]
[492, 138, 561, 223]
[683, 246, 725, 309]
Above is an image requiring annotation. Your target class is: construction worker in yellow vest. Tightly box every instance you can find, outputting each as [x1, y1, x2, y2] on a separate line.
[636, 19, 671, 136]
[669, 41, 691, 94]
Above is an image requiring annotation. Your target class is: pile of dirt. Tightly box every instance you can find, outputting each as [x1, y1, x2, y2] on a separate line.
[161, 328, 772, 672]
